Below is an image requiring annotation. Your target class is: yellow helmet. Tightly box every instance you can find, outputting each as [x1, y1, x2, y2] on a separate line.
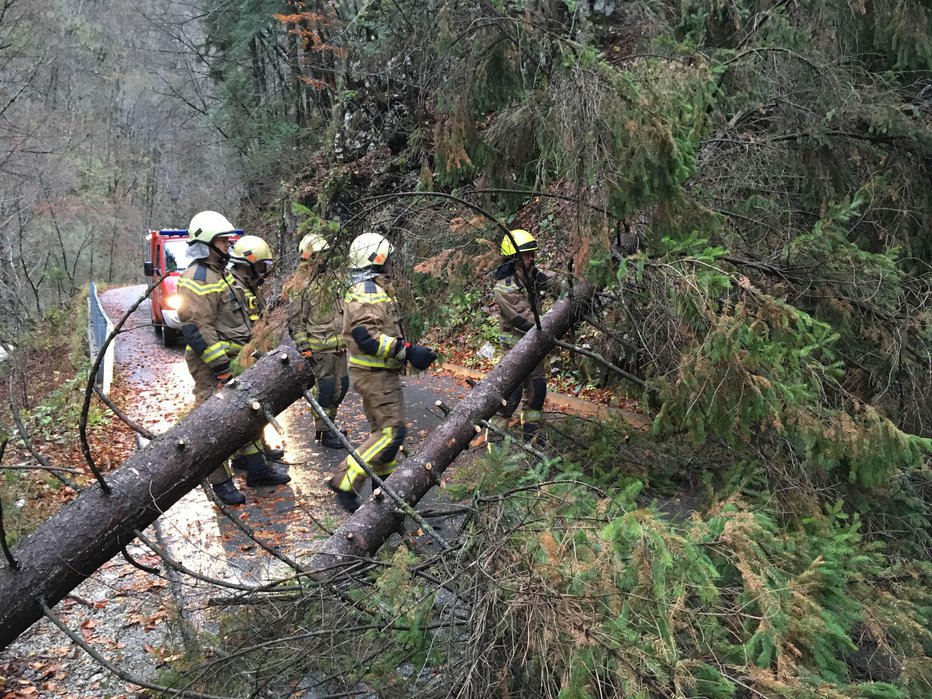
[231, 235, 274, 278]
[187, 211, 237, 245]
[500, 228, 538, 257]
[299, 233, 330, 260]
[348, 232, 393, 270]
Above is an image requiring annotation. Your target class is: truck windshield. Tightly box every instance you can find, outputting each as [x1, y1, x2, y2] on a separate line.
[163, 239, 192, 273]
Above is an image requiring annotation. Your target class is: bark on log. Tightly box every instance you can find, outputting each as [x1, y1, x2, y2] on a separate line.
[310, 283, 594, 572]
[0, 348, 314, 650]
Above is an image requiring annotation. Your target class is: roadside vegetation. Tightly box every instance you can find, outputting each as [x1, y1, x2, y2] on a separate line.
[0, 291, 132, 547]
[138, 2, 932, 696]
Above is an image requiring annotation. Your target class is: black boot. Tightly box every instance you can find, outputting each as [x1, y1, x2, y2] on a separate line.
[264, 445, 286, 460]
[326, 476, 360, 513]
[522, 422, 541, 444]
[240, 453, 292, 487]
[316, 428, 347, 449]
[321, 430, 346, 449]
[212, 478, 246, 505]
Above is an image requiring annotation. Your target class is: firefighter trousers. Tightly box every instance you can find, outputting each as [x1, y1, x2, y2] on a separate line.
[311, 350, 349, 432]
[185, 348, 263, 485]
[499, 354, 547, 428]
[330, 367, 406, 493]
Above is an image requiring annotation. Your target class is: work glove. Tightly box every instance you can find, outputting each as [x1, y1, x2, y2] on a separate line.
[512, 316, 534, 333]
[230, 357, 245, 377]
[295, 348, 317, 388]
[531, 268, 552, 291]
[215, 369, 233, 389]
[406, 344, 437, 371]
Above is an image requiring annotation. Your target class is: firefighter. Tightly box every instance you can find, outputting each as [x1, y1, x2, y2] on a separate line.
[483, 228, 560, 445]
[326, 232, 437, 513]
[229, 234, 273, 324]
[228, 234, 285, 461]
[286, 233, 349, 449]
[177, 211, 291, 505]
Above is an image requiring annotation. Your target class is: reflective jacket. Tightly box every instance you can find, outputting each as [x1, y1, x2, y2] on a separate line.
[178, 260, 252, 374]
[493, 260, 558, 346]
[230, 267, 264, 324]
[287, 273, 345, 354]
[343, 273, 404, 371]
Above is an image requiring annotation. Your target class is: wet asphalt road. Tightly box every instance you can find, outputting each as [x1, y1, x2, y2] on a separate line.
[101, 285, 474, 588]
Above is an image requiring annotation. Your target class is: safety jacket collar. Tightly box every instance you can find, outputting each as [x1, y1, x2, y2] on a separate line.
[350, 268, 379, 284]
[493, 260, 515, 280]
[495, 259, 534, 285]
[200, 257, 229, 275]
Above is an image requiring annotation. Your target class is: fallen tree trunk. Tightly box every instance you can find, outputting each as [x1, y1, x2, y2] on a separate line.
[0, 348, 314, 650]
[310, 283, 594, 571]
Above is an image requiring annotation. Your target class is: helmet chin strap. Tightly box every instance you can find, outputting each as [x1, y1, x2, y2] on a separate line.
[252, 262, 265, 285]
[233, 257, 271, 284]
[246, 260, 263, 283]
[207, 240, 231, 265]
[350, 267, 379, 283]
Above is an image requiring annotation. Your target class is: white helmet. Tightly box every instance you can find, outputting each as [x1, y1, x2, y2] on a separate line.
[230, 235, 274, 280]
[348, 232, 393, 270]
[231, 235, 273, 265]
[187, 211, 237, 245]
[299, 233, 330, 260]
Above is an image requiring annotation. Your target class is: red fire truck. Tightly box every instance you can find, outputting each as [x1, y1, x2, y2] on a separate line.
[143, 228, 241, 347]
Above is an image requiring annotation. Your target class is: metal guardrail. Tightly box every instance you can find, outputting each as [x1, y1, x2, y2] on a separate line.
[87, 282, 114, 396]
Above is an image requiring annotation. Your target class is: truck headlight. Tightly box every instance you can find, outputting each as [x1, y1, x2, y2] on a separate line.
[165, 294, 182, 310]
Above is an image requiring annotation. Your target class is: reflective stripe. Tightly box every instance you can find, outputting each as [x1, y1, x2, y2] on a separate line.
[377, 333, 395, 358]
[337, 471, 356, 492]
[308, 336, 343, 351]
[340, 427, 395, 490]
[345, 290, 392, 303]
[522, 410, 543, 422]
[246, 291, 260, 321]
[348, 354, 402, 370]
[202, 341, 231, 364]
[201, 340, 242, 364]
[178, 277, 233, 295]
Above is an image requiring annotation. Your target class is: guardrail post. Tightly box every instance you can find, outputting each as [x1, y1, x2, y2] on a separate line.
[87, 282, 114, 396]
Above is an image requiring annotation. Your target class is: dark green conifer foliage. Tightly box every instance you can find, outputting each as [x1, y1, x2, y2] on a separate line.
[189, 0, 931, 695]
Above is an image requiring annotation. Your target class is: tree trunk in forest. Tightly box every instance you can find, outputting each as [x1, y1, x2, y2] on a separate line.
[310, 282, 595, 571]
[0, 348, 314, 650]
